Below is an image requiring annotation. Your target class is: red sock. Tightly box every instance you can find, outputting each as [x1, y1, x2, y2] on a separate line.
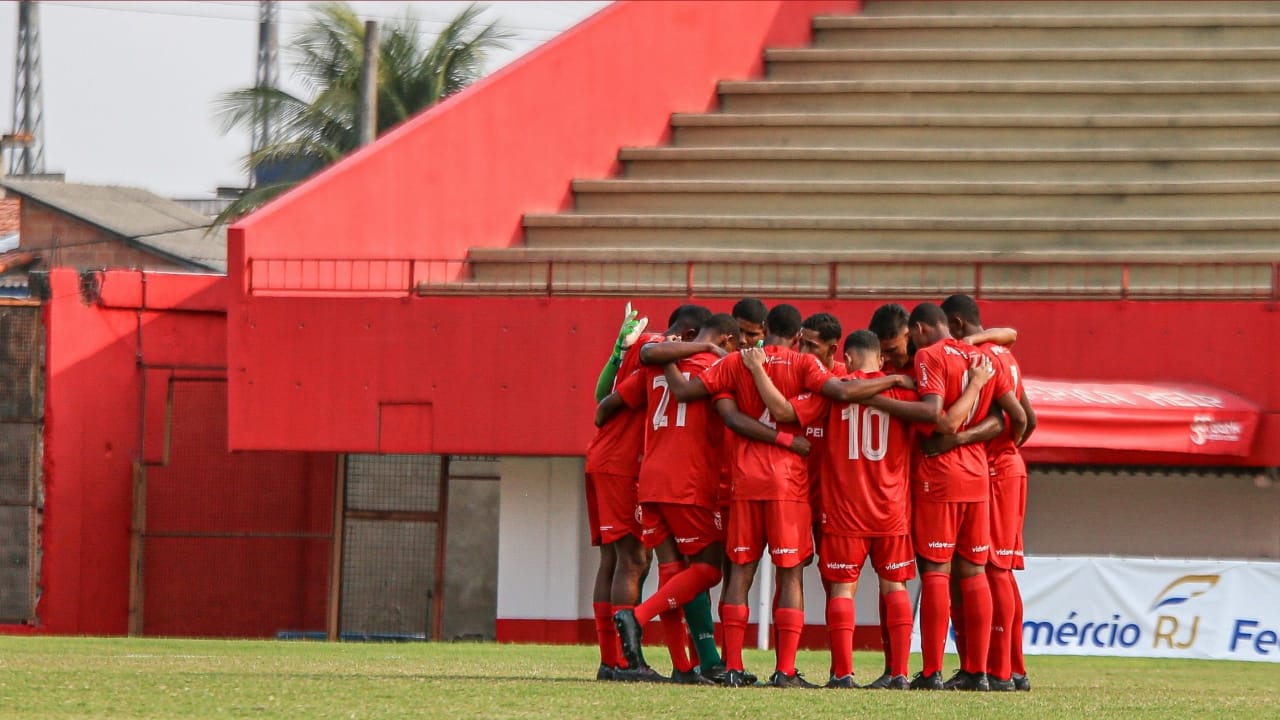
[920, 572, 950, 676]
[593, 602, 617, 667]
[960, 574, 993, 675]
[634, 563, 721, 625]
[826, 597, 854, 678]
[987, 568, 1014, 680]
[642, 563, 693, 672]
[1011, 573, 1027, 676]
[882, 589, 913, 677]
[950, 577, 967, 665]
[721, 604, 749, 671]
[774, 607, 804, 676]
[878, 593, 890, 669]
[611, 604, 634, 669]
[659, 608, 694, 672]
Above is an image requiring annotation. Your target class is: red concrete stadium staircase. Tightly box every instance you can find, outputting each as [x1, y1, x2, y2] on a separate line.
[459, 0, 1280, 298]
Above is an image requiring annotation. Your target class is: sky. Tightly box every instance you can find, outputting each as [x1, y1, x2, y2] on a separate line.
[0, 1, 609, 198]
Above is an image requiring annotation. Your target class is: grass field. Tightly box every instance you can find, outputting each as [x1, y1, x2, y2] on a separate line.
[1, 636, 1276, 719]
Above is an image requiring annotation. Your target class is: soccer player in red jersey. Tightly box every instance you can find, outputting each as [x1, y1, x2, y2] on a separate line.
[662, 305, 910, 688]
[797, 313, 847, 582]
[584, 304, 711, 681]
[733, 298, 768, 348]
[941, 294, 1037, 692]
[742, 329, 930, 689]
[886, 303, 1027, 691]
[602, 314, 767, 683]
[869, 304, 913, 376]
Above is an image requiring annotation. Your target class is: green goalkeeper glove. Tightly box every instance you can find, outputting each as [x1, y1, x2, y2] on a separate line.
[595, 302, 649, 402]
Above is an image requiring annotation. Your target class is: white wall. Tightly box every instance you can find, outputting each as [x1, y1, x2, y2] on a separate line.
[497, 455, 892, 632]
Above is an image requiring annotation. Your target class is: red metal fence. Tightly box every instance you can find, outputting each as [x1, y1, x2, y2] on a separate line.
[247, 257, 1280, 301]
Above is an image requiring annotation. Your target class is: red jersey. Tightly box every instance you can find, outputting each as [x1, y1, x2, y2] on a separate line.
[793, 371, 917, 536]
[699, 346, 830, 501]
[911, 338, 1013, 502]
[882, 359, 911, 376]
[616, 351, 723, 508]
[805, 362, 847, 511]
[981, 343, 1027, 478]
[584, 332, 666, 477]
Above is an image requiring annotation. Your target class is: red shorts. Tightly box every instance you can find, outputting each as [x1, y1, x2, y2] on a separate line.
[639, 502, 723, 556]
[912, 500, 990, 565]
[585, 472, 640, 546]
[726, 499, 813, 568]
[819, 534, 916, 584]
[988, 472, 1027, 570]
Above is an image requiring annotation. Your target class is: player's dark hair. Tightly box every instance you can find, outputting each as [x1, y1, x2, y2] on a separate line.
[764, 304, 803, 339]
[802, 312, 842, 343]
[702, 313, 740, 339]
[668, 304, 712, 332]
[731, 297, 767, 325]
[868, 303, 909, 340]
[941, 293, 982, 325]
[843, 329, 880, 355]
[908, 302, 948, 328]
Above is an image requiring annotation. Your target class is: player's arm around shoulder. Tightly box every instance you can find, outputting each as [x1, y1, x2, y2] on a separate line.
[741, 347, 798, 423]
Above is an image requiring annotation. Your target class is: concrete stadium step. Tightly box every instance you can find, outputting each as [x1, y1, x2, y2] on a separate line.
[618, 147, 1280, 183]
[670, 112, 1280, 149]
[812, 12, 1280, 50]
[764, 47, 1280, 82]
[569, 179, 1280, 217]
[494, 0, 1280, 296]
[521, 213, 1280, 251]
[717, 80, 1280, 114]
[457, 247, 1278, 299]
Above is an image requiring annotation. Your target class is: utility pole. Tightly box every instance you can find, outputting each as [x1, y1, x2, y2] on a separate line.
[251, 0, 279, 186]
[356, 20, 378, 148]
[9, 0, 45, 176]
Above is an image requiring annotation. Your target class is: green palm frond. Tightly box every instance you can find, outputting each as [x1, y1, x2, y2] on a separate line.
[214, 2, 510, 223]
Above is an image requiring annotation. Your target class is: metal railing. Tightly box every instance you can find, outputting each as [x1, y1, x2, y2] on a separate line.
[246, 257, 1280, 302]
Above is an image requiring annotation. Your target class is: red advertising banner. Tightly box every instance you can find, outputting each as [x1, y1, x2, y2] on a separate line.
[1023, 379, 1260, 457]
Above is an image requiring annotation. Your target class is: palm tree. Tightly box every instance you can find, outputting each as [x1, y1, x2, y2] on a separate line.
[215, 2, 511, 221]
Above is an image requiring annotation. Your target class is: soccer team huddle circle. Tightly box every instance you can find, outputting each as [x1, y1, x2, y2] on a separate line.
[586, 296, 1034, 691]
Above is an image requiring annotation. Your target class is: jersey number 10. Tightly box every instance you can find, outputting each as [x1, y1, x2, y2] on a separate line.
[841, 404, 890, 461]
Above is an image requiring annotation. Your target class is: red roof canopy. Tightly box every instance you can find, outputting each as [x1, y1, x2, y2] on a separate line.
[1022, 379, 1260, 459]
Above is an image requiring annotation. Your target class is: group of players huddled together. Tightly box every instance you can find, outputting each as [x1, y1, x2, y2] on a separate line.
[585, 295, 1036, 691]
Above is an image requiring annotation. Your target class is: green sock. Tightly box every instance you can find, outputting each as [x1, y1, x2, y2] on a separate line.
[683, 591, 722, 672]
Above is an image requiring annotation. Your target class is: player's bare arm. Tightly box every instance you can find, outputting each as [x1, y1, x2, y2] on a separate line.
[661, 363, 711, 402]
[593, 391, 626, 428]
[864, 392, 944, 424]
[935, 355, 995, 435]
[639, 339, 727, 365]
[964, 326, 1017, 346]
[995, 389, 1029, 444]
[921, 406, 1005, 457]
[1018, 391, 1037, 446]
[714, 397, 811, 456]
[819, 373, 909, 404]
[740, 347, 799, 423]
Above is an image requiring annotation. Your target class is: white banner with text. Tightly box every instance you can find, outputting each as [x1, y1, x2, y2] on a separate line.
[911, 556, 1280, 662]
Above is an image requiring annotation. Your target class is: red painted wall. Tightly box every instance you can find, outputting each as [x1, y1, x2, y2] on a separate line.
[227, 0, 861, 275]
[1, 269, 333, 637]
[227, 294, 1280, 466]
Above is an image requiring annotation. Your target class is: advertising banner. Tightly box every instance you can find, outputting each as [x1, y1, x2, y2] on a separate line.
[1022, 379, 1260, 456]
[912, 556, 1280, 662]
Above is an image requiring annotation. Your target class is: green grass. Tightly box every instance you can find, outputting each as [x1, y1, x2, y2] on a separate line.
[0, 637, 1276, 719]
